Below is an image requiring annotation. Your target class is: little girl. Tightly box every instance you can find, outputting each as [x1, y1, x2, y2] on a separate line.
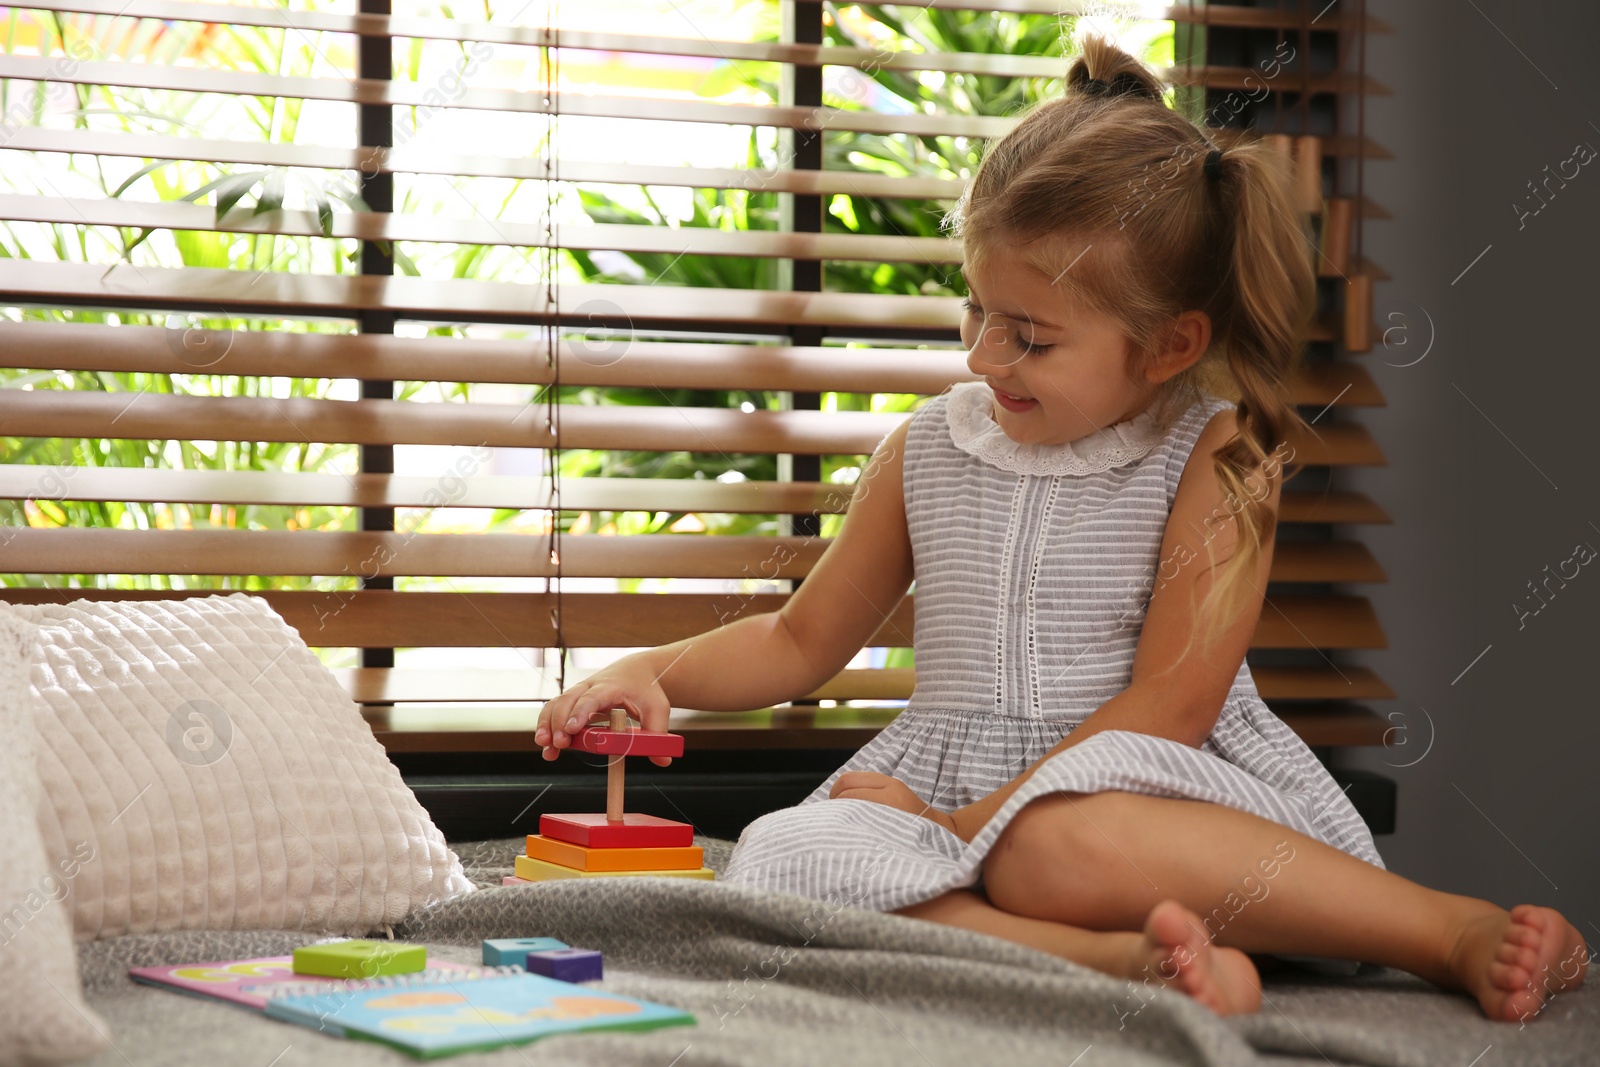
[534, 36, 1588, 1021]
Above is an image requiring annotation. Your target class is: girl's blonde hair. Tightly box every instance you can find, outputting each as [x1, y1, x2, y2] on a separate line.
[943, 33, 1316, 663]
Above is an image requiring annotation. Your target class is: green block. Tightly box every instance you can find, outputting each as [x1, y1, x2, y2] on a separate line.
[292, 939, 427, 979]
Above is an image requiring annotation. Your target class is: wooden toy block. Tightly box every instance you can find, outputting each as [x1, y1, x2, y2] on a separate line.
[482, 937, 569, 967]
[514, 855, 715, 882]
[502, 875, 532, 887]
[521, 948, 603, 983]
[526, 834, 703, 872]
[539, 812, 694, 849]
[292, 939, 426, 979]
[569, 726, 684, 759]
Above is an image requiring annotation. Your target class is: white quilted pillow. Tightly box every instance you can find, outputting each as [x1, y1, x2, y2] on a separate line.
[8, 593, 473, 941]
[0, 609, 110, 1065]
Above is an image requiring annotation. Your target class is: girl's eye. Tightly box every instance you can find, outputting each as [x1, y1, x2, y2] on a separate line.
[963, 299, 1053, 354]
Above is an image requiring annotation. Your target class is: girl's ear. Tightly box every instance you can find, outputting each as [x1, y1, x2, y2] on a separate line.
[1143, 310, 1213, 384]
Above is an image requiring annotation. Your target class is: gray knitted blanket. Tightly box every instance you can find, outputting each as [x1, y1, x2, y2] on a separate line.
[70, 837, 1598, 1066]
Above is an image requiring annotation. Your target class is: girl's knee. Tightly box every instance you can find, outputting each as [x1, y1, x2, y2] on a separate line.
[982, 791, 1111, 915]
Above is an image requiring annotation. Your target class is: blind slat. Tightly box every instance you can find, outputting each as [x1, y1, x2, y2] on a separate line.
[0, 178, 1365, 295]
[0, 391, 1386, 463]
[0, 55, 1396, 155]
[0, 391, 906, 454]
[2, 527, 827, 579]
[0, 589, 913, 647]
[1, 127, 1394, 216]
[11, 0, 1392, 80]
[0, 527, 1385, 583]
[368, 704, 1393, 752]
[0, 465, 1391, 523]
[0, 321, 973, 393]
[0, 193, 958, 264]
[0, 126, 970, 200]
[0, 466, 849, 513]
[330, 666, 917, 704]
[0, 589, 1386, 649]
[0, 388, 686, 454]
[0, 259, 1382, 332]
[792, 1, 1391, 32]
[0, 322, 1371, 388]
[330, 663, 1392, 704]
[0, 260, 966, 329]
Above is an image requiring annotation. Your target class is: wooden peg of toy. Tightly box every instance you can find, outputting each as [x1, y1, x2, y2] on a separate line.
[606, 708, 626, 823]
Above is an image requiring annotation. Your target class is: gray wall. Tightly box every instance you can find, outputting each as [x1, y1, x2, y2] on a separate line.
[1341, 2, 1599, 924]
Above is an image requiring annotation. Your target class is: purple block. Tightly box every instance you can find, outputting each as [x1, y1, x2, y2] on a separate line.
[521, 947, 603, 983]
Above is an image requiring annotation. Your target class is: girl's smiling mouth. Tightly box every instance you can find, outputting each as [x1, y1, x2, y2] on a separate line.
[991, 385, 1040, 412]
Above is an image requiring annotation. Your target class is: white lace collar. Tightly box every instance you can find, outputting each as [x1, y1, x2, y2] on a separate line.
[944, 381, 1167, 477]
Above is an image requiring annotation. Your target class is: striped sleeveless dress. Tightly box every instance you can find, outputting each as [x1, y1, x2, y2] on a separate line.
[722, 380, 1385, 924]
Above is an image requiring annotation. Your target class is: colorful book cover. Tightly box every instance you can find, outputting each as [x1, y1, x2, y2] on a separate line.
[262, 971, 696, 1058]
[129, 956, 478, 1011]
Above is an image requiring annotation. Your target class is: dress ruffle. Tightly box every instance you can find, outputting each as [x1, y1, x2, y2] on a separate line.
[945, 380, 1167, 477]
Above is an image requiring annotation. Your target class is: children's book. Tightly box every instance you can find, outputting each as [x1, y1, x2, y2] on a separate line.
[129, 956, 480, 1011]
[261, 969, 696, 1058]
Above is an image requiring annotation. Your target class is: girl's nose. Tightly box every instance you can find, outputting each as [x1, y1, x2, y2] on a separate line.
[967, 342, 1017, 377]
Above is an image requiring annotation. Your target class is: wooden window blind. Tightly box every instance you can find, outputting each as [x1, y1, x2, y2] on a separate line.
[0, 1, 1392, 759]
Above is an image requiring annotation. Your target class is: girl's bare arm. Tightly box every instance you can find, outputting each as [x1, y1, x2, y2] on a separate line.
[535, 416, 916, 761]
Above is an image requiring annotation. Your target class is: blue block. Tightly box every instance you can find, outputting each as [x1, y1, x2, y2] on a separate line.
[522, 947, 603, 983]
[481, 937, 570, 967]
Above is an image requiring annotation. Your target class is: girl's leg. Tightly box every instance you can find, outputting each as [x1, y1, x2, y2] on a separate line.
[979, 790, 1589, 1022]
[893, 887, 1263, 1015]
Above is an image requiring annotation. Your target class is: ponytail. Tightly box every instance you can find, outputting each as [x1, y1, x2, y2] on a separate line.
[1176, 139, 1315, 662]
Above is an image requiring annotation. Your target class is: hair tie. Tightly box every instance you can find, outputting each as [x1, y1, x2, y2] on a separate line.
[1203, 148, 1225, 181]
[1079, 72, 1147, 99]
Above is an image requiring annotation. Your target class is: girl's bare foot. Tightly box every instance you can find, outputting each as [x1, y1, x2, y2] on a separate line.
[1447, 904, 1590, 1022]
[1124, 899, 1262, 1016]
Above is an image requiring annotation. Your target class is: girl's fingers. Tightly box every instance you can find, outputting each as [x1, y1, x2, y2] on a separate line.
[637, 691, 671, 735]
[535, 681, 668, 762]
[537, 685, 602, 748]
[566, 690, 629, 737]
[830, 771, 890, 798]
[534, 702, 561, 747]
[535, 690, 582, 746]
[639, 691, 673, 767]
[554, 692, 603, 741]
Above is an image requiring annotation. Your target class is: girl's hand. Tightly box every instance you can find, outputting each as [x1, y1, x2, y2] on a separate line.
[535, 658, 674, 767]
[829, 771, 958, 837]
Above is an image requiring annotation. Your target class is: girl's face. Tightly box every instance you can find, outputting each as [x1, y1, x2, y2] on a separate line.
[959, 252, 1158, 448]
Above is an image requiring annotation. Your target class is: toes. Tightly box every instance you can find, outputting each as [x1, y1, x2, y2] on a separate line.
[1507, 924, 1540, 949]
[1489, 959, 1529, 992]
[1145, 900, 1205, 954]
[1495, 940, 1537, 974]
[1504, 987, 1546, 1025]
[1168, 952, 1220, 1012]
[1137, 900, 1264, 1017]
[1557, 944, 1591, 986]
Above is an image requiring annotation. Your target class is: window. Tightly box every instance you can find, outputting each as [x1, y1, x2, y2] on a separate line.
[0, 1, 1390, 764]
